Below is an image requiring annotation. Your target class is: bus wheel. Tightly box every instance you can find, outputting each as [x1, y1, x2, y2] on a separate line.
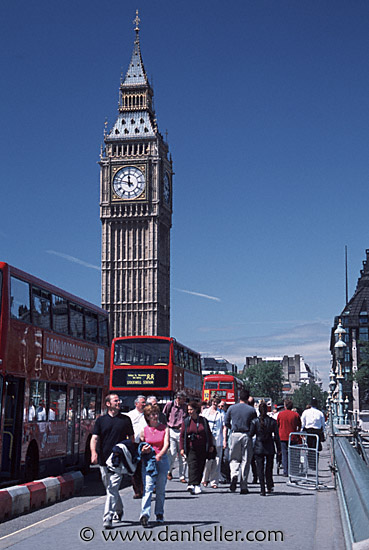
[25, 442, 39, 482]
[82, 440, 91, 475]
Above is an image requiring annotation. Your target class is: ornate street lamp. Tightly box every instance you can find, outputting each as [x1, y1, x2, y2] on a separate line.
[334, 334, 347, 424]
[328, 368, 337, 424]
[344, 395, 349, 424]
[334, 319, 346, 338]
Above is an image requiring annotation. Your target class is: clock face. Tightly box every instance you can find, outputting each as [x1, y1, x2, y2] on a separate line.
[113, 166, 145, 199]
[163, 173, 170, 204]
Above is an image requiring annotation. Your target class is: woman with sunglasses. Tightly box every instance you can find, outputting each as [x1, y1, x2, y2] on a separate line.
[139, 404, 169, 526]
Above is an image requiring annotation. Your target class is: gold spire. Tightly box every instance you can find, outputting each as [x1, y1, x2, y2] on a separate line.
[133, 10, 140, 37]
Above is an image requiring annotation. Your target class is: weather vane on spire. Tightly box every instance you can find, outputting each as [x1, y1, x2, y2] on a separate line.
[134, 10, 140, 33]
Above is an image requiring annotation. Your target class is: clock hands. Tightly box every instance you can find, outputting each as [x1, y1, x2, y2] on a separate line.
[113, 167, 145, 199]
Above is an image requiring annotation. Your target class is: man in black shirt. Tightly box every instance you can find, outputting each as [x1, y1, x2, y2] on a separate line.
[91, 393, 134, 529]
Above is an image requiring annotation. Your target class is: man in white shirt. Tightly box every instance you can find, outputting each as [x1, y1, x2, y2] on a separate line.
[301, 398, 325, 466]
[127, 395, 147, 441]
[163, 391, 188, 482]
[36, 401, 47, 422]
[126, 395, 147, 498]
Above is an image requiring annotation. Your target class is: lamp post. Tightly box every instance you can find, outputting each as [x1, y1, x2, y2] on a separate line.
[328, 368, 337, 424]
[334, 334, 347, 425]
[344, 395, 349, 424]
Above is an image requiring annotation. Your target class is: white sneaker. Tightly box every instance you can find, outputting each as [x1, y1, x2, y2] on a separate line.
[103, 515, 113, 529]
[193, 485, 202, 494]
[187, 484, 194, 493]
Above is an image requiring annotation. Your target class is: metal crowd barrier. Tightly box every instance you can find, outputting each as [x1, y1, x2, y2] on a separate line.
[288, 432, 319, 489]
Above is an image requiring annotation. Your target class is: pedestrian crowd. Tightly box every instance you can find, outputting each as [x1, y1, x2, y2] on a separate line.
[91, 391, 325, 529]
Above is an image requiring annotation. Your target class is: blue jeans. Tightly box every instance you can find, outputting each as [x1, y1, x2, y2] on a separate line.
[281, 441, 288, 475]
[141, 454, 169, 519]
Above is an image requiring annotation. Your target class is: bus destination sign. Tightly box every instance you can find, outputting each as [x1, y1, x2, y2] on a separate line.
[112, 369, 169, 388]
[126, 372, 155, 386]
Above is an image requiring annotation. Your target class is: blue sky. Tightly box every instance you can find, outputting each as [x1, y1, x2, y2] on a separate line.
[1, 0, 369, 387]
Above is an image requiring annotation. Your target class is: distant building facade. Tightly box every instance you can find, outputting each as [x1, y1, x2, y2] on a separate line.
[202, 356, 238, 376]
[330, 249, 369, 411]
[244, 355, 317, 395]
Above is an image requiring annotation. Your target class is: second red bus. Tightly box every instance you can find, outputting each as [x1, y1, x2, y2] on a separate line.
[202, 373, 244, 405]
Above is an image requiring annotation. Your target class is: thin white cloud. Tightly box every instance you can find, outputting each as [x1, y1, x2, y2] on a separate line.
[175, 288, 221, 302]
[186, 321, 333, 386]
[198, 319, 332, 334]
[46, 250, 100, 271]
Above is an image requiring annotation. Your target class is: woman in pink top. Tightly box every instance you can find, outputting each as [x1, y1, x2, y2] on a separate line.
[139, 404, 169, 527]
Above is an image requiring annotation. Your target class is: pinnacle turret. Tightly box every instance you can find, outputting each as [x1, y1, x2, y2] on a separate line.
[105, 11, 157, 142]
[122, 11, 149, 88]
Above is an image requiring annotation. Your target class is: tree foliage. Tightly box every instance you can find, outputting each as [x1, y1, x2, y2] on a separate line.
[239, 361, 284, 403]
[291, 382, 327, 413]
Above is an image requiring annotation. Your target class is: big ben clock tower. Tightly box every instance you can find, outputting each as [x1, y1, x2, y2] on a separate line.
[100, 12, 173, 338]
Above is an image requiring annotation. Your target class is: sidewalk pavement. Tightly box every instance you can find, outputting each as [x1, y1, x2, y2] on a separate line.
[0, 442, 345, 550]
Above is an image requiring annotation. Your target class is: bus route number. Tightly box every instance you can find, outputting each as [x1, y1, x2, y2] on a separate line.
[126, 372, 155, 386]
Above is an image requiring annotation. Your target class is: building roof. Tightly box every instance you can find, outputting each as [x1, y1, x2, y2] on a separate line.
[123, 29, 149, 87]
[107, 111, 155, 140]
[340, 249, 369, 324]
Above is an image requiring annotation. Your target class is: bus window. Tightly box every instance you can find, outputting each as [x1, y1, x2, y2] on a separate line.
[70, 303, 84, 339]
[205, 382, 218, 390]
[11, 277, 31, 323]
[52, 295, 68, 334]
[219, 382, 233, 390]
[32, 287, 51, 329]
[188, 353, 194, 371]
[49, 384, 67, 421]
[195, 356, 200, 372]
[29, 380, 48, 421]
[85, 311, 98, 343]
[99, 316, 109, 346]
[96, 388, 102, 415]
[82, 388, 97, 419]
[174, 345, 184, 368]
[0, 375, 3, 428]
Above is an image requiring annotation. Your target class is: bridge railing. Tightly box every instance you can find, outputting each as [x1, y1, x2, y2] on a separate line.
[330, 422, 369, 548]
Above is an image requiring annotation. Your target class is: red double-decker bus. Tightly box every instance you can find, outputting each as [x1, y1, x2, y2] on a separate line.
[202, 373, 244, 405]
[0, 262, 110, 485]
[110, 336, 202, 409]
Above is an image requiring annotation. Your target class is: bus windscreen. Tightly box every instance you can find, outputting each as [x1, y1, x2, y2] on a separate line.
[113, 338, 171, 366]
